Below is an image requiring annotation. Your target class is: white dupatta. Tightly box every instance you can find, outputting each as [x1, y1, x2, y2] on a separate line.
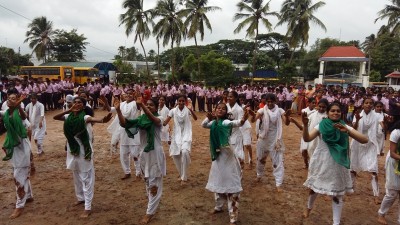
[171, 106, 192, 153]
[259, 105, 284, 151]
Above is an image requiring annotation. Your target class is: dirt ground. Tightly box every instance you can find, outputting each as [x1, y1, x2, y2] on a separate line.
[0, 109, 396, 225]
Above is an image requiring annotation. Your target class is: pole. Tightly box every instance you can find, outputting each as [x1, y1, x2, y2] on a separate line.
[17, 47, 20, 76]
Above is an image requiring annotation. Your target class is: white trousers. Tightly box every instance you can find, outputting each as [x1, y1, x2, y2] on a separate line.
[145, 177, 163, 215]
[256, 148, 284, 187]
[110, 133, 119, 154]
[307, 192, 344, 225]
[73, 168, 95, 210]
[35, 138, 44, 154]
[172, 149, 191, 181]
[214, 193, 240, 224]
[378, 189, 400, 223]
[14, 167, 33, 208]
[120, 145, 141, 176]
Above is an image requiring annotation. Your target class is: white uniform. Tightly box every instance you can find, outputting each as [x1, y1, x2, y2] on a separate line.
[305, 111, 326, 156]
[374, 110, 386, 154]
[25, 102, 46, 154]
[158, 105, 170, 142]
[227, 103, 245, 160]
[255, 105, 285, 186]
[64, 114, 94, 211]
[110, 101, 141, 176]
[304, 124, 354, 225]
[168, 106, 192, 181]
[138, 116, 166, 215]
[378, 130, 400, 222]
[201, 118, 242, 224]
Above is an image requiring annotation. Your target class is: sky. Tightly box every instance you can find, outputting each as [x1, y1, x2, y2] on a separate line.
[0, 0, 390, 64]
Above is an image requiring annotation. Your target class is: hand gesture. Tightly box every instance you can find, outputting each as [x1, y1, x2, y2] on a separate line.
[136, 96, 143, 106]
[113, 98, 120, 110]
[301, 111, 309, 126]
[69, 103, 81, 112]
[17, 94, 26, 107]
[289, 117, 296, 123]
[99, 95, 110, 111]
[354, 110, 362, 121]
[206, 112, 214, 121]
[102, 113, 113, 123]
[285, 109, 292, 118]
[384, 115, 393, 123]
[242, 109, 249, 121]
[333, 123, 348, 133]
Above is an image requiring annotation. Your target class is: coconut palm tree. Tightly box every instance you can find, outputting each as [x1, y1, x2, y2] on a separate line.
[152, 0, 187, 80]
[233, 0, 279, 76]
[120, 0, 153, 76]
[24, 16, 55, 62]
[180, 0, 221, 77]
[376, 0, 400, 35]
[276, 0, 326, 63]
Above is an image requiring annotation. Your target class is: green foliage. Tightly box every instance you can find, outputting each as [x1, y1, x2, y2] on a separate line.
[0, 47, 33, 75]
[24, 16, 55, 62]
[52, 29, 88, 62]
[370, 33, 400, 77]
[278, 63, 298, 84]
[369, 70, 382, 82]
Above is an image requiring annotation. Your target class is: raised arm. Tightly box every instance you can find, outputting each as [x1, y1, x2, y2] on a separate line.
[302, 112, 319, 141]
[189, 108, 197, 121]
[53, 109, 70, 121]
[333, 123, 368, 144]
[86, 113, 113, 124]
[290, 117, 303, 131]
[282, 109, 291, 126]
[114, 99, 126, 127]
[352, 110, 362, 130]
[137, 96, 161, 126]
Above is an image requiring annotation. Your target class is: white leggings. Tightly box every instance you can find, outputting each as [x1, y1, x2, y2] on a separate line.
[14, 167, 33, 208]
[120, 145, 141, 176]
[307, 192, 344, 225]
[172, 149, 191, 181]
[214, 192, 240, 224]
[378, 189, 400, 223]
[73, 168, 95, 210]
[145, 177, 163, 215]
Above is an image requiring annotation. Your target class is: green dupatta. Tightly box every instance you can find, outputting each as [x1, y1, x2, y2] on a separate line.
[319, 118, 350, 168]
[2, 109, 27, 161]
[64, 111, 92, 160]
[209, 119, 232, 161]
[125, 112, 159, 152]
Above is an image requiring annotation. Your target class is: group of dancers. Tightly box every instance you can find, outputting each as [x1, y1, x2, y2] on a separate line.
[3, 78, 400, 225]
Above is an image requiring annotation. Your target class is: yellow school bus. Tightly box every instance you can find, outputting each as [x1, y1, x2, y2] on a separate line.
[20, 66, 74, 81]
[73, 67, 99, 84]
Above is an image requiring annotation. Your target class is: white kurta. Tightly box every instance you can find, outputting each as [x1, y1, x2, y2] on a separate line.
[201, 118, 243, 193]
[168, 106, 192, 156]
[375, 111, 386, 154]
[304, 124, 354, 196]
[305, 111, 327, 156]
[299, 107, 316, 151]
[25, 102, 46, 141]
[158, 105, 170, 142]
[64, 115, 94, 172]
[350, 110, 381, 173]
[110, 101, 141, 146]
[385, 130, 400, 190]
[227, 103, 245, 160]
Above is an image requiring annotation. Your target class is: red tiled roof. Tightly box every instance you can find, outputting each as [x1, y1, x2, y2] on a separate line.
[385, 71, 400, 78]
[321, 46, 366, 58]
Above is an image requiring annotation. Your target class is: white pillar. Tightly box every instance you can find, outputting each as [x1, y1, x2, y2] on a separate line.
[361, 61, 368, 88]
[318, 61, 324, 84]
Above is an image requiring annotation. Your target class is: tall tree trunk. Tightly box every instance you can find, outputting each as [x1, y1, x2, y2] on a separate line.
[171, 34, 175, 82]
[251, 28, 259, 85]
[157, 39, 161, 80]
[139, 35, 150, 77]
[289, 47, 296, 64]
[194, 35, 201, 80]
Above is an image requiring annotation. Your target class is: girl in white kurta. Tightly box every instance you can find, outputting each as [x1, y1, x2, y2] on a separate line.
[249, 94, 291, 192]
[201, 103, 248, 225]
[116, 97, 166, 225]
[227, 91, 245, 168]
[163, 95, 197, 185]
[350, 98, 382, 204]
[25, 94, 46, 155]
[53, 97, 112, 218]
[158, 96, 170, 144]
[239, 95, 253, 167]
[302, 102, 368, 225]
[377, 127, 400, 224]
[2, 92, 33, 219]
[374, 101, 389, 156]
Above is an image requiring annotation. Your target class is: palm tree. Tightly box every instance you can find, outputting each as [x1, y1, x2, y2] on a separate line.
[276, 0, 326, 63]
[376, 0, 400, 35]
[180, 0, 221, 77]
[152, 0, 187, 80]
[24, 16, 55, 62]
[233, 0, 279, 77]
[120, 0, 153, 76]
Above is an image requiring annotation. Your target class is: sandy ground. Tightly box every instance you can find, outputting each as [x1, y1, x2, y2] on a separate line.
[0, 109, 396, 225]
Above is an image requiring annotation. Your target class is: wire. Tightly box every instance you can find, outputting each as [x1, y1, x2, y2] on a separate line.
[0, 3, 117, 57]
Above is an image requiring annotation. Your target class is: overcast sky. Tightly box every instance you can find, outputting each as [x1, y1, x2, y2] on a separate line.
[0, 0, 389, 64]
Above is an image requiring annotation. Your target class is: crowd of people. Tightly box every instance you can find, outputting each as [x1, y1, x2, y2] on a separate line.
[2, 76, 400, 225]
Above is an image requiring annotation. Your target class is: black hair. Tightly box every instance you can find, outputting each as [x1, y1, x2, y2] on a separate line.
[327, 101, 341, 112]
[229, 91, 241, 105]
[308, 97, 315, 103]
[147, 98, 159, 111]
[318, 98, 329, 106]
[7, 88, 19, 96]
[176, 94, 187, 101]
[216, 103, 229, 120]
[374, 101, 384, 107]
[265, 93, 277, 102]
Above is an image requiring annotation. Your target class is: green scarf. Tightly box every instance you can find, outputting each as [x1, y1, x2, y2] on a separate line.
[125, 112, 159, 152]
[2, 109, 27, 161]
[64, 111, 92, 160]
[319, 118, 350, 168]
[209, 119, 232, 161]
[395, 141, 400, 175]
